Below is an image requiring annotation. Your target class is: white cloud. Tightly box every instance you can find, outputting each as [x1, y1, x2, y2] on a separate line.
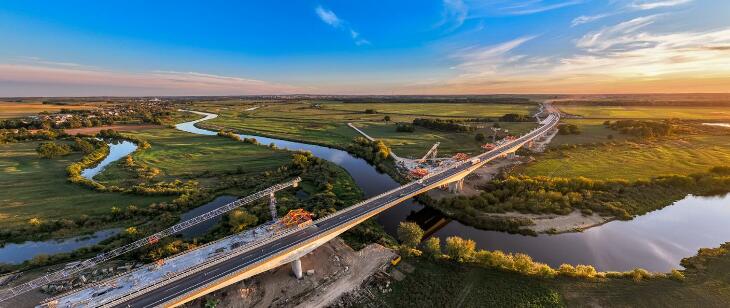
[631, 0, 692, 10]
[576, 14, 661, 52]
[502, 0, 584, 15]
[314, 5, 369, 46]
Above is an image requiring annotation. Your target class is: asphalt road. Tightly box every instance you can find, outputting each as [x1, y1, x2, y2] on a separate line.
[109, 113, 559, 308]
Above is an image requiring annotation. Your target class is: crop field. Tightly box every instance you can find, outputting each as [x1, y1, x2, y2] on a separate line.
[96, 128, 292, 187]
[0, 141, 170, 231]
[357, 121, 537, 157]
[191, 101, 536, 150]
[0, 101, 98, 119]
[557, 105, 730, 120]
[519, 134, 730, 181]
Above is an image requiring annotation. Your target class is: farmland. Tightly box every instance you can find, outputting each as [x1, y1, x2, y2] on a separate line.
[0, 101, 98, 119]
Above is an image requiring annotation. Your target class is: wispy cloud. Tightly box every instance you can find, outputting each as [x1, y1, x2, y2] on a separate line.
[499, 0, 584, 15]
[571, 13, 611, 27]
[431, 12, 730, 94]
[0, 63, 303, 96]
[314, 5, 370, 46]
[631, 0, 692, 10]
[437, 0, 468, 31]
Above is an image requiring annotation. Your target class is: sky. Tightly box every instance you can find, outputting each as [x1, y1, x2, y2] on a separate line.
[0, 0, 728, 96]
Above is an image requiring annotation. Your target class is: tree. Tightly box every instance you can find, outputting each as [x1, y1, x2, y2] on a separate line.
[444, 236, 476, 262]
[423, 237, 441, 258]
[72, 138, 94, 154]
[28, 217, 42, 227]
[365, 109, 377, 114]
[397, 222, 424, 248]
[227, 209, 258, 233]
[36, 142, 71, 158]
[383, 115, 391, 122]
[475, 133, 485, 142]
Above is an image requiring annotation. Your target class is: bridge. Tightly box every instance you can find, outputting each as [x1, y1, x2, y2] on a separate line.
[37, 106, 560, 307]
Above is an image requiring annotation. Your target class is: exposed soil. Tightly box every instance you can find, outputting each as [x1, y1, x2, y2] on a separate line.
[183, 238, 395, 308]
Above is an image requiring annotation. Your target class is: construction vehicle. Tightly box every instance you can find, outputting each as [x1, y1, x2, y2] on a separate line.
[390, 255, 402, 266]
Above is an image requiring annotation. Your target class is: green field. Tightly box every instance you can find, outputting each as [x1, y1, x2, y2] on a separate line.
[558, 105, 730, 120]
[549, 119, 631, 146]
[0, 141, 170, 231]
[520, 135, 730, 181]
[357, 121, 537, 157]
[381, 258, 563, 307]
[96, 127, 291, 188]
[191, 101, 536, 150]
[380, 251, 730, 308]
[322, 102, 535, 118]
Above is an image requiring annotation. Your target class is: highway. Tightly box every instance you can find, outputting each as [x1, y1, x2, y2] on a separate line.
[98, 109, 560, 307]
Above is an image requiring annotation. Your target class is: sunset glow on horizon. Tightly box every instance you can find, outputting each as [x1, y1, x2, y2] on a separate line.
[1, 0, 728, 96]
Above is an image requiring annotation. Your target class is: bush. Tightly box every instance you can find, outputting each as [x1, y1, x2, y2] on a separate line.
[395, 123, 415, 132]
[36, 142, 71, 158]
[670, 269, 685, 281]
[444, 236, 476, 262]
[422, 237, 441, 259]
[413, 118, 473, 132]
[364, 109, 377, 114]
[475, 133, 486, 142]
[397, 222, 424, 248]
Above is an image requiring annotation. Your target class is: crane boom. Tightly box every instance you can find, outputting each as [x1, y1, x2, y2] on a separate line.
[417, 142, 440, 163]
[0, 177, 301, 303]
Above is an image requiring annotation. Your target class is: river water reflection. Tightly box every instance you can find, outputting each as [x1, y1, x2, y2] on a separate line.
[172, 110, 730, 271]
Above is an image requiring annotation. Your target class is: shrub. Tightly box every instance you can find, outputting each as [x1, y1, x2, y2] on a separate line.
[36, 142, 71, 158]
[397, 222, 424, 248]
[444, 236, 476, 263]
[670, 269, 685, 281]
[422, 237, 441, 259]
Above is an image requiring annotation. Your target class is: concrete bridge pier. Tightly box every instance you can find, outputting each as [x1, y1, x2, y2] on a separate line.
[507, 152, 517, 159]
[448, 179, 464, 193]
[291, 258, 303, 279]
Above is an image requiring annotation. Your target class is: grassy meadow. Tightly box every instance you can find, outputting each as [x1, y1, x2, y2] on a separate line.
[356, 121, 537, 157]
[0, 141, 171, 231]
[189, 100, 537, 150]
[520, 134, 730, 181]
[557, 104, 730, 120]
[95, 127, 292, 188]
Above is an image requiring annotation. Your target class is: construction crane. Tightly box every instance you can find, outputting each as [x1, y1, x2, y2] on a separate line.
[0, 177, 301, 303]
[417, 142, 440, 163]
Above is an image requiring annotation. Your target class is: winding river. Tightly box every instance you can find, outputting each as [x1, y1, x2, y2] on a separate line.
[176, 110, 730, 272]
[4, 111, 728, 270]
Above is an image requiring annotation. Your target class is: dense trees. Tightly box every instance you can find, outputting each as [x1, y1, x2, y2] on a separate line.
[225, 209, 258, 233]
[500, 113, 532, 122]
[607, 120, 674, 138]
[36, 142, 71, 158]
[475, 133, 486, 142]
[557, 124, 581, 135]
[412, 118, 473, 132]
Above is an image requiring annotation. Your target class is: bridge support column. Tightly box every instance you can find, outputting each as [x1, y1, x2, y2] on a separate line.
[291, 258, 303, 279]
[507, 152, 517, 159]
[448, 179, 464, 193]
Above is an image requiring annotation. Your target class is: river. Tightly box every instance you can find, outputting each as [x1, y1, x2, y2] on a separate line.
[176, 110, 730, 272]
[6, 112, 725, 270]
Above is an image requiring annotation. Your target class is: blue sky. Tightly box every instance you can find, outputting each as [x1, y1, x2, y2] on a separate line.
[0, 0, 728, 96]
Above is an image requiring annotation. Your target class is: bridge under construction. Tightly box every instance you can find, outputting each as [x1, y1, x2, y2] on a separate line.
[3, 104, 560, 308]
